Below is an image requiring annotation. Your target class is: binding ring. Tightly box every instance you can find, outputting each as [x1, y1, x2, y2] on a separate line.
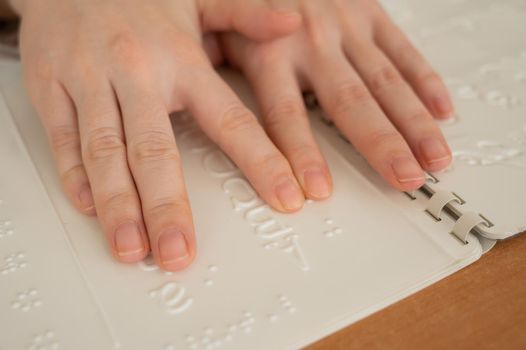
[451, 211, 491, 244]
[424, 172, 439, 184]
[404, 191, 417, 200]
[425, 190, 463, 221]
[451, 192, 466, 205]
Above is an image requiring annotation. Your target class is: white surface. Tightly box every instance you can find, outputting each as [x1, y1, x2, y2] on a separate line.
[382, 0, 526, 238]
[0, 65, 480, 349]
[1, 0, 524, 348]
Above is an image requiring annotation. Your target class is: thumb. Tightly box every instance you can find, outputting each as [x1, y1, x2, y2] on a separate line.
[199, 0, 302, 41]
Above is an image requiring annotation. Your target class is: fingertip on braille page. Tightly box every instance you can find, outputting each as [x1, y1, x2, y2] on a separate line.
[159, 230, 190, 270]
[391, 156, 426, 185]
[303, 168, 332, 200]
[420, 138, 452, 170]
[78, 186, 95, 213]
[114, 222, 146, 259]
[433, 96, 454, 119]
[275, 178, 304, 212]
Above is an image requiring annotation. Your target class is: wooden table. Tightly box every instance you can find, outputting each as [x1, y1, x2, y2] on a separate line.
[308, 232, 526, 349]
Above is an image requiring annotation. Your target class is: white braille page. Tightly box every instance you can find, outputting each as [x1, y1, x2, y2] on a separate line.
[381, 0, 526, 238]
[0, 66, 479, 349]
[4, 0, 526, 347]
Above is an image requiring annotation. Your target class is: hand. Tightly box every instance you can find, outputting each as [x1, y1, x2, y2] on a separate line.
[13, 0, 303, 271]
[219, 0, 454, 193]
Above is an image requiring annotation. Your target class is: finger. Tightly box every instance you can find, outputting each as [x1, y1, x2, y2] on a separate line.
[202, 33, 224, 67]
[343, 41, 452, 171]
[199, 0, 302, 40]
[245, 63, 332, 200]
[110, 67, 196, 272]
[306, 53, 425, 191]
[186, 71, 305, 212]
[25, 73, 95, 215]
[373, 14, 454, 120]
[69, 74, 149, 263]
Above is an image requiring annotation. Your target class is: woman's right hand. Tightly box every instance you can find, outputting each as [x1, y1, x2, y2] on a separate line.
[11, 0, 304, 271]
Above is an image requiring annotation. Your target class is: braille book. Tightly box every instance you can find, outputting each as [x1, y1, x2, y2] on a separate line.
[1, 0, 525, 349]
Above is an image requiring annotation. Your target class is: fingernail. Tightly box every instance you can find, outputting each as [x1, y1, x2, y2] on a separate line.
[159, 230, 189, 266]
[303, 168, 331, 199]
[420, 138, 451, 166]
[79, 186, 95, 211]
[275, 178, 304, 211]
[391, 156, 425, 184]
[433, 96, 453, 119]
[114, 222, 145, 257]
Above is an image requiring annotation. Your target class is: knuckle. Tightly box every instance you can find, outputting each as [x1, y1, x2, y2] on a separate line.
[404, 110, 433, 125]
[416, 71, 443, 87]
[107, 30, 145, 66]
[396, 41, 426, 69]
[49, 125, 80, 152]
[100, 191, 136, 212]
[29, 56, 55, 83]
[166, 33, 209, 68]
[369, 65, 403, 93]
[84, 127, 125, 162]
[146, 196, 190, 218]
[366, 129, 404, 153]
[60, 164, 85, 185]
[333, 81, 372, 115]
[256, 151, 287, 172]
[128, 130, 179, 163]
[287, 143, 321, 165]
[265, 99, 305, 131]
[219, 104, 259, 136]
[68, 57, 98, 85]
[304, 17, 335, 50]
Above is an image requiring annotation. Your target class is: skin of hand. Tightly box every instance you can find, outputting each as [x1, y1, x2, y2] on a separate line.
[9, 0, 305, 271]
[217, 0, 455, 194]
